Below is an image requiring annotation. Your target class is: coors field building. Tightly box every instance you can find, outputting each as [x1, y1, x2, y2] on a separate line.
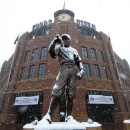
[0, 9, 130, 130]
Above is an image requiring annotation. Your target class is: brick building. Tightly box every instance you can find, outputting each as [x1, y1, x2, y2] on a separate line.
[0, 9, 130, 130]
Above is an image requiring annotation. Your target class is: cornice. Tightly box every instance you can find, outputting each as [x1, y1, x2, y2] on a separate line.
[54, 10, 74, 17]
[9, 75, 119, 85]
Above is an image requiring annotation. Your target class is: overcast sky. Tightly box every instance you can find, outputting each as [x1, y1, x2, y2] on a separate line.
[0, 0, 130, 70]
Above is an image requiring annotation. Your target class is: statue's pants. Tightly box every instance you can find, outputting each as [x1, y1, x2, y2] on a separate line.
[48, 64, 77, 118]
[52, 64, 77, 99]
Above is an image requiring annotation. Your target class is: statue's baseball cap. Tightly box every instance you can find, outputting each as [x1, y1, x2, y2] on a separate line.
[61, 34, 71, 41]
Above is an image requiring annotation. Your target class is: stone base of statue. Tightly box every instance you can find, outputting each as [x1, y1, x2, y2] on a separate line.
[123, 120, 130, 130]
[23, 117, 102, 130]
[23, 122, 86, 130]
[81, 122, 102, 130]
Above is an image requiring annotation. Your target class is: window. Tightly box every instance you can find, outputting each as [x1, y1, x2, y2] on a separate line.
[102, 66, 108, 79]
[38, 64, 45, 78]
[83, 63, 91, 77]
[91, 49, 97, 61]
[32, 49, 38, 61]
[41, 47, 47, 60]
[82, 47, 88, 59]
[28, 65, 35, 79]
[24, 51, 30, 63]
[99, 51, 104, 62]
[20, 67, 26, 80]
[93, 64, 100, 78]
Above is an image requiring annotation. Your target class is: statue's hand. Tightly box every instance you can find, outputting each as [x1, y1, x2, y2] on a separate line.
[77, 73, 82, 80]
[53, 34, 62, 44]
[76, 69, 84, 80]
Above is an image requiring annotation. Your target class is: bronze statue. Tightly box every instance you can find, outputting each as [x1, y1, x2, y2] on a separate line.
[41, 34, 84, 124]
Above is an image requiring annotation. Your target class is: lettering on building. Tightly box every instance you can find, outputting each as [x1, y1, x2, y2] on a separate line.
[77, 19, 98, 38]
[30, 20, 52, 38]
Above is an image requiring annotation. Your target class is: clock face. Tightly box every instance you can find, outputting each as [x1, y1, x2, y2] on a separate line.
[58, 13, 71, 21]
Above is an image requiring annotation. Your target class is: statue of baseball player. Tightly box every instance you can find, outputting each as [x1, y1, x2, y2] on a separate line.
[40, 34, 84, 124]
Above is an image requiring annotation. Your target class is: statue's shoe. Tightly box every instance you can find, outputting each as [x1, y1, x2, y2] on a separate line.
[31, 120, 38, 125]
[38, 113, 52, 124]
[66, 115, 78, 123]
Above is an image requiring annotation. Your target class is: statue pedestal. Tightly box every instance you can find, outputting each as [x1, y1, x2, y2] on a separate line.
[81, 122, 102, 130]
[23, 122, 86, 130]
[123, 120, 130, 130]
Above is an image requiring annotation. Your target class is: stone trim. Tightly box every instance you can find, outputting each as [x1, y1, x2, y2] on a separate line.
[54, 10, 74, 17]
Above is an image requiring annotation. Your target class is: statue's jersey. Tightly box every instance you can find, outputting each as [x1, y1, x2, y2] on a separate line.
[55, 45, 81, 65]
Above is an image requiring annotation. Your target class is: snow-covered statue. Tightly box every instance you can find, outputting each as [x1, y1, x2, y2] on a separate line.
[40, 34, 84, 124]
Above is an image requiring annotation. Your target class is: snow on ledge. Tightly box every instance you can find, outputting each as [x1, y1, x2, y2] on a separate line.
[23, 122, 86, 129]
[23, 122, 102, 129]
[123, 119, 130, 123]
[81, 122, 101, 127]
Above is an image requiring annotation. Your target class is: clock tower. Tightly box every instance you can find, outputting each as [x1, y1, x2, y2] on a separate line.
[54, 9, 75, 22]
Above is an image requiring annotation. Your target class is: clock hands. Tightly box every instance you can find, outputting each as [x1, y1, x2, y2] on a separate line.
[58, 13, 70, 21]
[61, 16, 65, 20]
